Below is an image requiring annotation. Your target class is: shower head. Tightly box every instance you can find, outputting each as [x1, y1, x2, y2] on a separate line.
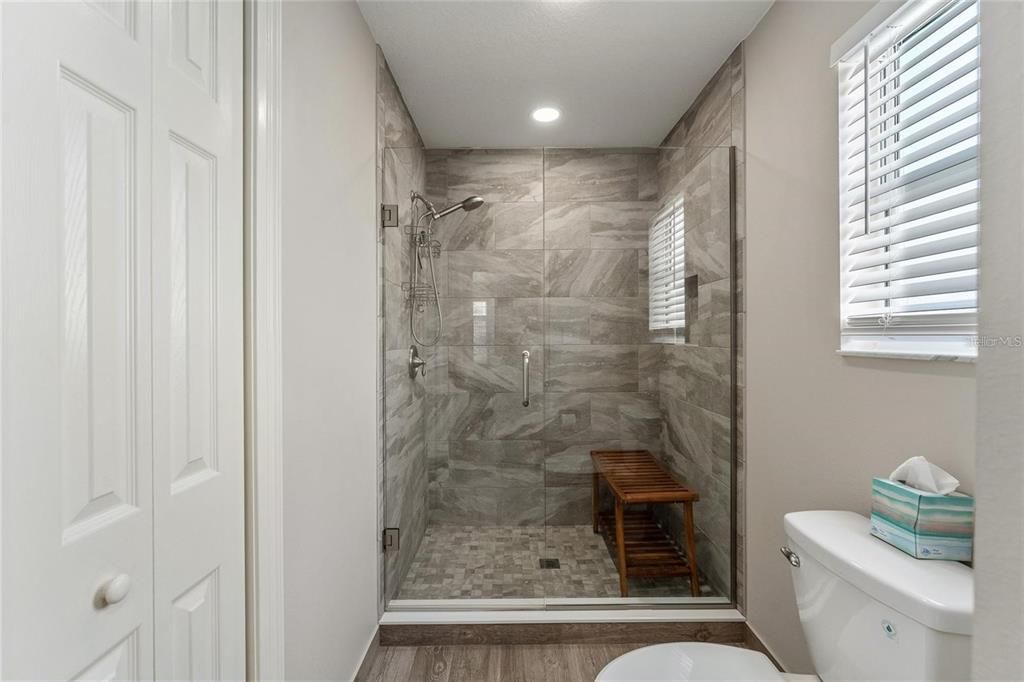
[433, 195, 484, 219]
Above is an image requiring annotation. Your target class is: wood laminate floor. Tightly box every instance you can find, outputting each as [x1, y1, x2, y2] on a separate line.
[360, 643, 650, 682]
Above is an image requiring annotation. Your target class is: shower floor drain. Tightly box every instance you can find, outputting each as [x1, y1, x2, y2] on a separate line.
[539, 558, 561, 569]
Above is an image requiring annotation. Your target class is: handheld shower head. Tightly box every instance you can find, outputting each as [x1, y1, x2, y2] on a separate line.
[433, 195, 484, 219]
[461, 196, 485, 211]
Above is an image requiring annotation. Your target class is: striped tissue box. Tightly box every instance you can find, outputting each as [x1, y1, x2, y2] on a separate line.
[870, 477, 974, 562]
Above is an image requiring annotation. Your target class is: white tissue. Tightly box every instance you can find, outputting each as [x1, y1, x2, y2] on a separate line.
[889, 456, 960, 495]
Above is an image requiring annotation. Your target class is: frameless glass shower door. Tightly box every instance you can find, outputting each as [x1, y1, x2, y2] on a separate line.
[379, 145, 737, 607]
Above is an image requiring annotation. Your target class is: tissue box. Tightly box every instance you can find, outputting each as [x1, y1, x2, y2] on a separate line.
[870, 477, 974, 561]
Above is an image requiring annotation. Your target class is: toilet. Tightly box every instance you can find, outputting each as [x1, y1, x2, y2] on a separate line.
[597, 510, 973, 681]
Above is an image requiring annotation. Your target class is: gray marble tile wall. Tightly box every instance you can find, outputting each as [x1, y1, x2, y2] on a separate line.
[377, 48, 428, 605]
[657, 44, 745, 603]
[422, 148, 662, 528]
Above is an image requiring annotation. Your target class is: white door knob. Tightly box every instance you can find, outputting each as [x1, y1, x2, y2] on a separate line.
[99, 574, 131, 606]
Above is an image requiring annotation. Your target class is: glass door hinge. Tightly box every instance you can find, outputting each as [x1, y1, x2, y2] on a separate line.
[381, 204, 398, 228]
[382, 527, 400, 553]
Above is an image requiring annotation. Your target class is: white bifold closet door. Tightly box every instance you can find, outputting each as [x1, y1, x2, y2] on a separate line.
[1, 1, 244, 679]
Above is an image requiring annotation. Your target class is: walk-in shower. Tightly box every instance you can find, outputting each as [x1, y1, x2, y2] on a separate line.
[379, 143, 738, 611]
[406, 191, 484, 347]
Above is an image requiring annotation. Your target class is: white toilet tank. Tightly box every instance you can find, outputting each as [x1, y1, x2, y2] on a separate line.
[783, 511, 972, 681]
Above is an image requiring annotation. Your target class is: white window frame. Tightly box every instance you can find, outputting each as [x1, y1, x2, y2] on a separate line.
[648, 198, 686, 342]
[833, 0, 980, 360]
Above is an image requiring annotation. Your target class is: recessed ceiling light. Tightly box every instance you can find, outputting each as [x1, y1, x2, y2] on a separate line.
[532, 107, 560, 123]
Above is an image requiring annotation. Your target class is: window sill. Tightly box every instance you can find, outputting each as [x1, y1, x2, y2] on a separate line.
[836, 348, 976, 363]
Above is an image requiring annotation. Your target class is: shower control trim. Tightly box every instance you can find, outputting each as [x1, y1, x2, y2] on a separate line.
[408, 345, 426, 379]
[522, 350, 531, 407]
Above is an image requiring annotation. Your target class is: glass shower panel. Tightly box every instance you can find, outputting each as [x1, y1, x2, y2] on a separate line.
[542, 146, 736, 603]
[380, 146, 430, 605]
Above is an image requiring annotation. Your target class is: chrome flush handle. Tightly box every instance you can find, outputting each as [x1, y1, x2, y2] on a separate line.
[780, 546, 801, 567]
[522, 350, 530, 407]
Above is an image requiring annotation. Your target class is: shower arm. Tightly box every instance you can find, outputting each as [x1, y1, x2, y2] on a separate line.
[411, 191, 438, 224]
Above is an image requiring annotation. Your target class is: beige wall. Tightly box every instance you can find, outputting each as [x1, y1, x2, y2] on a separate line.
[743, 1, 977, 672]
[973, 2, 1024, 680]
[281, 2, 379, 678]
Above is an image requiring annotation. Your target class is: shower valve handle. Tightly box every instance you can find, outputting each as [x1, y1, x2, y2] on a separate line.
[409, 345, 427, 379]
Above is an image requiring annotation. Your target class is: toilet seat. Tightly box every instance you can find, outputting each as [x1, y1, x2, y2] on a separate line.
[596, 642, 784, 681]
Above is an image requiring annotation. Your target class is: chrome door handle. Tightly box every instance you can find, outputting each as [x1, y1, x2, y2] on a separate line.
[780, 546, 800, 567]
[522, 350, 530, 407]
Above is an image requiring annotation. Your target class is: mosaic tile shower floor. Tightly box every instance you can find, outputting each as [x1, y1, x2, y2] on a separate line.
[395, 525, 720, 600]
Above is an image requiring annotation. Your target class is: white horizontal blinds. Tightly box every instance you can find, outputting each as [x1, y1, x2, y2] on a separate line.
[649, 199, 685, 330]
[839, 0, 979, 338]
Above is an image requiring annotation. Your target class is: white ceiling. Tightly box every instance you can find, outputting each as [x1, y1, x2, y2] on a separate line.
[357, 0, 772, 148]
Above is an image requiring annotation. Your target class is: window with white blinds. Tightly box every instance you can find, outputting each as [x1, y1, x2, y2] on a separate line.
[648, 198, 685, 332]
[837, 0, 979, 357]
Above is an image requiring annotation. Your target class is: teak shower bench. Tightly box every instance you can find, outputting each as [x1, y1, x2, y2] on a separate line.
[590, 449, 701, 598]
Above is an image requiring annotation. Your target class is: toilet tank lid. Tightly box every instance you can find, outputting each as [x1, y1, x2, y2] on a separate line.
[784, 510, 973, 635]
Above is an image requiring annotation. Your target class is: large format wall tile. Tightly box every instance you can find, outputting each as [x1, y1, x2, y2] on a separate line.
[448, 441, 544, 487]
[544, 203, 591, 249]
[428, 392, 546, 441]
[589, 297, 647, 344]
[448, 345, 543, 394]
[430, 487, 500, 525]
[383, 225, 408, 286]
[544, 486, 592, 525]
[545, 250, 638, 297]
[542, 392, 661, 445]
[438, 202, 543, 251]
[495, 298, 544, 345]
[383, 147, 426, 229]
[546, 345, 639, 393]
[639, 344, 662, 394]
[449, 250, 544, 297]
[543, 392, 599, 442]
[545, 441, 608, 487]
[545, 298, 590, 345]
[445, 149, 543, 202]
[442, 298, 496, 346]
[498, 487, 546, 526]
[424, 149, 450, 205]
[427, 440, 450, 485]
[378, 55, 421, 149]
[590, 202, 657, 249]
[544, 149, 640, 202]
[662, 344, 731, 416]
[685, 211, 731, 284]
[639, 154, 659, 201]
[691, 278, 732, 348]
[604, 392, 662, 443]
